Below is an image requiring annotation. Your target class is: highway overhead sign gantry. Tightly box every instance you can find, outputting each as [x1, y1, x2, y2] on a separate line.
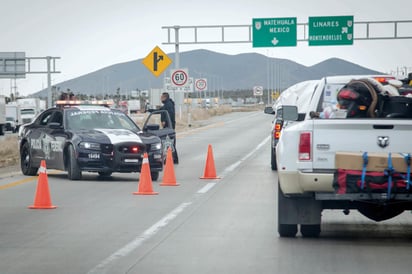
[252, 17, 297, 47]
[308, 16, 354, 46]
[142, 46, 172, 77]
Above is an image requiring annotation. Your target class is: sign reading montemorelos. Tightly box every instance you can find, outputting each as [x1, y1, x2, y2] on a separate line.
[252, 17, 297, 47]
[308, 16, 354, 46]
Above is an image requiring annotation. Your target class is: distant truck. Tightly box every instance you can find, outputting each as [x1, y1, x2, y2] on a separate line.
[128, 99, 141, 114]
[0, 96, 6, 135]
[6, 103, 21, 133]
[16, 98, 42, 124]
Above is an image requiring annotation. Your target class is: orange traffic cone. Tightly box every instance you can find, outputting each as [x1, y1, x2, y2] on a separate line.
[133, 153, 158, 195]
[200, 144, 220, 179]
[160, 147, 179, 186]
[29, 160, 57, 209]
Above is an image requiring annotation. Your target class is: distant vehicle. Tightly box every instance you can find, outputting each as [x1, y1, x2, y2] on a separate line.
[264, 80, 320, 170]
[6, 104, 21, 132]
[17, 98, 44, 124]
[0, 96, 6, 135]
[128, 99, 141, 114]
[5, 117, 17, 132]
[18, 100, 175, 181]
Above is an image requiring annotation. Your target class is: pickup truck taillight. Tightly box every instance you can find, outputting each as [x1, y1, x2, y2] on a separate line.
[299, 132, 311, 161]
[274, 121, 283, 140]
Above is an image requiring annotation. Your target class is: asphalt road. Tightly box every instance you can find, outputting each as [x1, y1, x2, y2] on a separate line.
[1, 110, 412, 274]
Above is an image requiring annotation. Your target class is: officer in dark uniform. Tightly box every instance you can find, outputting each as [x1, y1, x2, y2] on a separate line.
[160, 92, 176, 129]
[159, 92, 179, 164]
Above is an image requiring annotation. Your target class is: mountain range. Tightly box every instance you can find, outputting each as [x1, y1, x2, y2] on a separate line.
[34, 49, 383, 97]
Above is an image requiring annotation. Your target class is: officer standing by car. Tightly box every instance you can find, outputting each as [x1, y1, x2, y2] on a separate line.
[160, 92, 176, 129]
[159, 92, 179, 164]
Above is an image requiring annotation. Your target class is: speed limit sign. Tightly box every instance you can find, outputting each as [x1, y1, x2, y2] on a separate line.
[195, 78, 208, 91]
[171, 69, 188, 87]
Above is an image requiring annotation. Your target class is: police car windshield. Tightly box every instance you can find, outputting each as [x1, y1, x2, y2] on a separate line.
[66, 109, 140, 131]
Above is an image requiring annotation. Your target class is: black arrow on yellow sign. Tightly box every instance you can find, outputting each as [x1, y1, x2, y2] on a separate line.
[142, 46, 172, 77]
[153, 52, 163, 72]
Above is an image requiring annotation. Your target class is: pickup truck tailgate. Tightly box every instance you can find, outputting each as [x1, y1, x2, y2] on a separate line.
[312, 119, 412, 170]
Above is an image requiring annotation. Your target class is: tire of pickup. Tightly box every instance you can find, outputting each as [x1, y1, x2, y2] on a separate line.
[271, 148, 277, 171]
[278, 185, 298, 237]
[357, 203, 404, 222]
[300, 224, 321, 238]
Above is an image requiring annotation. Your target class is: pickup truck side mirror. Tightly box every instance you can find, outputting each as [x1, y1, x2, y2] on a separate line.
[281, 105, 299, 121]
[264, 106, 275, 115]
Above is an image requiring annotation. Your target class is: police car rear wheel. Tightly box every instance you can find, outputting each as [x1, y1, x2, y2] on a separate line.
[20, 142, 37, 176]
[68, 145, 82, 180]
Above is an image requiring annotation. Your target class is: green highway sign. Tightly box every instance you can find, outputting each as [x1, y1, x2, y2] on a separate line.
[252, 17, 297, 47]
[308, 16, 354, 46]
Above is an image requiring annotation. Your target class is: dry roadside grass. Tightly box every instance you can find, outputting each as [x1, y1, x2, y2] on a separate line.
[0, 105, 263, 168]
[0, 135, 19, 168]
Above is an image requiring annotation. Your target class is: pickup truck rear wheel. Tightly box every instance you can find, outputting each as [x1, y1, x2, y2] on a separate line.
[278, 185, 298, 237]
[301, 224, 321, 238]
[279, 224, 298, 237]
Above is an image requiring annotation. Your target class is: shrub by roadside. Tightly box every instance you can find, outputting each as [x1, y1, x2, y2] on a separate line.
[0, 135, 19, 168]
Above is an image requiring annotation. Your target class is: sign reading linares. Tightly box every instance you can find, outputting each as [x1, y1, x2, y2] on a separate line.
[308, 16, 354, 46]
[253, 17, 297, 47]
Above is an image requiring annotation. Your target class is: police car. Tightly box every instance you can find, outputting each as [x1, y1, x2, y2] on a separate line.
[18, 100, 176, 181]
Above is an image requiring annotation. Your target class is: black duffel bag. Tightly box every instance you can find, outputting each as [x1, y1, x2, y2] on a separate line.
[378, 95, 412, 118]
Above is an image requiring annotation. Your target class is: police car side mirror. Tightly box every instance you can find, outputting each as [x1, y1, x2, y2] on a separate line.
[145, 124, 160, 131]
[48, 122, 63, 129]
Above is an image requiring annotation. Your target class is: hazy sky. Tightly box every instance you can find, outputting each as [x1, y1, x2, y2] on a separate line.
[1, 0, 411, 96]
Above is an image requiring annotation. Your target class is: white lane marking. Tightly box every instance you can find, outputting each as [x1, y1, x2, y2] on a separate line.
[197, 182, 216, 194]
[87, 202, 192, 274]
[87, 134, 270, 273]
[219, 135, 270, 178]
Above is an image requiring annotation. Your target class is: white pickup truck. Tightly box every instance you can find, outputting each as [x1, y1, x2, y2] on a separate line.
[276, 75, 412, 237]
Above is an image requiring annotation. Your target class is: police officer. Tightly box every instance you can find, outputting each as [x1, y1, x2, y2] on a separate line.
[159, 92, 179, 164]
[160, 92, 176, 129]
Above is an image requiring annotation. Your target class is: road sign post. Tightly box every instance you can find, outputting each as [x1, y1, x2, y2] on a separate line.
[308, 16, 354, 46]
[252, 17, 297, 47]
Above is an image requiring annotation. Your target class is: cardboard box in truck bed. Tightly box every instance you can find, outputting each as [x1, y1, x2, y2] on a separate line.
[335, 151, 410, 173]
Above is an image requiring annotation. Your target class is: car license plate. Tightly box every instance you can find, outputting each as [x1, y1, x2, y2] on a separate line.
[124, 159, 139, 163]
[88, 153, 100, 159]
